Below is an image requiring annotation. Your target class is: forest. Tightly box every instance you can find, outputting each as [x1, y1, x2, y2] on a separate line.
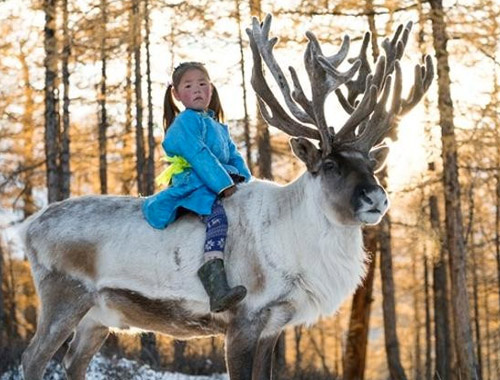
[0, 0, 499, 379]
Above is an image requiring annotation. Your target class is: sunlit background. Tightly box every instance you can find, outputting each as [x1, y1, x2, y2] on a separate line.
[1, 0, 499, 379]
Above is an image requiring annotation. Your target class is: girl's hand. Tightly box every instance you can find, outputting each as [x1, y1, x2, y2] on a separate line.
[221, 185, 237, 198]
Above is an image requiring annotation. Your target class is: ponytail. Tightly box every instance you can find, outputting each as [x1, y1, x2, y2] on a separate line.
[208, 85, 225, 124]
[163, 84, 179, 132]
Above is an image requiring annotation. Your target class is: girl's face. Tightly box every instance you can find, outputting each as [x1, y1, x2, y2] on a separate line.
[173, 69, 213, 111]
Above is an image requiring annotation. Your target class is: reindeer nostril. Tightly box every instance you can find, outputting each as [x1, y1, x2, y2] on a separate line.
[361, 189, 373, 205]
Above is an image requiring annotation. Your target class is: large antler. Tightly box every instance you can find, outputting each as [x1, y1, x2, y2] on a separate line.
[335, 22, 434, 151]
[245, 17, 321, 142]
[247, 14, 362, 155]
[247, 14, 434, 155]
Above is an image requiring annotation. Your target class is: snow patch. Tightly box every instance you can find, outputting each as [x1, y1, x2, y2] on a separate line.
[1, 353, 228, 380]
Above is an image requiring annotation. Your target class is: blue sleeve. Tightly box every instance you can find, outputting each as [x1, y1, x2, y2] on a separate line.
[164, 111, 234, 194]
[226, 129, 252, 182]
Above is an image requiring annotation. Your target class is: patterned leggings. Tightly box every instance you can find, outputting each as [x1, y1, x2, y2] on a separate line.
[202, 199, 228, 262]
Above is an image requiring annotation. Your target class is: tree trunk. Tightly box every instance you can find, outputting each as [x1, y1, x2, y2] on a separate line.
[19, 42, 37, 219]
[496, 149, 500, 338]
[235, 0, 252, 172]
[5, 247, 20, 342]
[248, 1, 282, 370]
[365, 0, 379, 61]
[416, 7, 432, 380]
[140, 332, 160, 367]
[98, 0, 108, 195]
[343, 228, 377, 380]
[144, 0, 155, 196]
[489, 13, 499, 378]
[413, 249, 423, 380]
[273, 331, 286, 379]
[333, 315, 341, 375]
[102, 333, 121, 358]
[484, 0, 500, 349]
[256, 115, 272, 180]
[378, 177, 407, 380]
[43, 0, 61, 204]
[293, 326, 302, 375]
[308, 329, 330, 377]
[133, 0, 158, 361]
[428, 1, 479, 378]
[60, 0, 71, 200]
[121, 10, 134, 196]
[494, 88, 500, 380]
[429, 194, 452, 380]
[249, 0, 272, 180]
[173, 340, 186, 371]
[481, 262, 492, 380]
[470, 225, 483, 380]
[132, 0, 146, 196]
[210, 337, 217, 357]
[424, 255, 432, 380]
[343, 6, 380, 377]
[0, 237, 6, 347]
[375, 4, 407, 372]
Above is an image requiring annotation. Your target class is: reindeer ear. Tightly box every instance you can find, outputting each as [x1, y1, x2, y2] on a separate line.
[290, 137, 322, 173]
[369, 144, 390, 173]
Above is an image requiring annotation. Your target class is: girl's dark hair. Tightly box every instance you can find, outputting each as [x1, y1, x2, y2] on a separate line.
[163, 62, 225, 131]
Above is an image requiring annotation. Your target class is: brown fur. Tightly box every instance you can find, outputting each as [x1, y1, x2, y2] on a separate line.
[225, 308, 273, 379]
[248, 254, 266, 293]
[101, 288, 227, 338]
[56, 241, 98, 279]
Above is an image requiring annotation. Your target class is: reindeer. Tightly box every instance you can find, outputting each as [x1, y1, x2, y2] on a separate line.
[20, 14, 433, 380]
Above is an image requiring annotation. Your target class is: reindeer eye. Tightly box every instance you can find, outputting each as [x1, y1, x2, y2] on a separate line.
[323, 161, 340, 174]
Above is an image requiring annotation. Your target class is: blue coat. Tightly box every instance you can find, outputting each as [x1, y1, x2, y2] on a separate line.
[142, 109, 252, 229]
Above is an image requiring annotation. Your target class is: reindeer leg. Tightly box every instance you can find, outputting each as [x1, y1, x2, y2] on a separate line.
[22, 270, 94, 380]
[225, 321, 258, 380]
[63, 313, 109, 380]
[252, 332, 281, 380]
[225, 310, 271, 380]
[251, 301, 294, 380]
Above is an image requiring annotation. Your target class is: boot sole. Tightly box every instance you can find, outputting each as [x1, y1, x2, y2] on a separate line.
[211, 288, 247, 312]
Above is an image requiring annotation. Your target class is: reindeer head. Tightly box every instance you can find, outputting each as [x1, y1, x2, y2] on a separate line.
[247, 15, 433, 225]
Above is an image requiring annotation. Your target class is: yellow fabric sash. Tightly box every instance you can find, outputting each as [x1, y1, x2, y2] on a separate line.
[155, 155, 191, 186]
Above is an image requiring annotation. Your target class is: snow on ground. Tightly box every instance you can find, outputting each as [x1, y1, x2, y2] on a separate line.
[1, 354, 228, 380]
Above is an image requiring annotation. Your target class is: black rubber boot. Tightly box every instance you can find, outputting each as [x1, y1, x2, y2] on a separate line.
[197, 258, 247, 312]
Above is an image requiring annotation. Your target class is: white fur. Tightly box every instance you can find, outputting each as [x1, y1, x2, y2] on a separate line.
[22, 172, 368, 336]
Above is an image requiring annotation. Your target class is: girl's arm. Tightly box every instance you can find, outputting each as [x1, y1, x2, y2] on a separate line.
[164, 112, 234, 194]
[226, 129, 252, 182]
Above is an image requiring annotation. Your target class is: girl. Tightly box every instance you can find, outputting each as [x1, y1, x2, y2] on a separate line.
[142, 62, 252, 313]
